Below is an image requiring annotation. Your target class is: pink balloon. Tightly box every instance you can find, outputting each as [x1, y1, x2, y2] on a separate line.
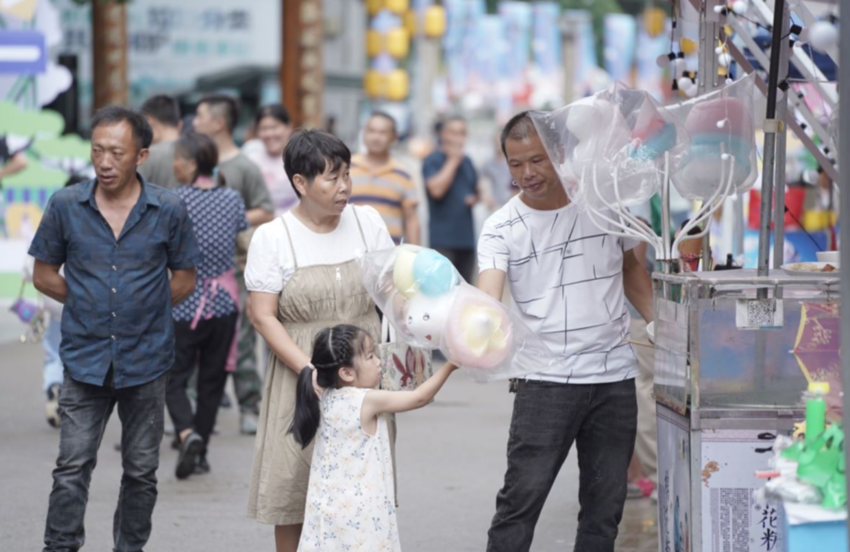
[684, 97, 750, 136]
[631, 114, 666, 142]
[445, 286, 513, 370]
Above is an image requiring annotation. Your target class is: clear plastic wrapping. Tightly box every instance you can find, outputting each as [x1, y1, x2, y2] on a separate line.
[358, 245, 558, 382]
[529, 81, 687, 209]
[667, 73, 759, 200]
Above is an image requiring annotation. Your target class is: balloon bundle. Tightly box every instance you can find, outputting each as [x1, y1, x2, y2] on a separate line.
[667, 73, 758, 201]
[358, 245, 557, 382]
[530, 81, 688, 212]
[529, 76, 759, 264]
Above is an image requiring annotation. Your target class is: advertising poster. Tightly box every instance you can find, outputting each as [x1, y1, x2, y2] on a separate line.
[700, 429, 785, 552]
[657, 405, 692, 552]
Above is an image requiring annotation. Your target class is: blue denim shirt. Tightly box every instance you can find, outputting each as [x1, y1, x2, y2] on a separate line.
[28, 176, 201, 388]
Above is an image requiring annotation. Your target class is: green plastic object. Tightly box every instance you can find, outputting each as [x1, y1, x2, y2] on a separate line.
[822, 447, 846, 510]
[794, 424, 846, 509]
[781, 440, 805, 461]
[805, 381, 830, 445]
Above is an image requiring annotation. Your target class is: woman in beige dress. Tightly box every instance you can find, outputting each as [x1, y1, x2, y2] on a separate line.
[245, 130, 394, 551]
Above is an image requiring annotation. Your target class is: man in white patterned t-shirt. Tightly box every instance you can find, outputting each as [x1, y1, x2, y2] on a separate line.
[478, 112, 654, 552]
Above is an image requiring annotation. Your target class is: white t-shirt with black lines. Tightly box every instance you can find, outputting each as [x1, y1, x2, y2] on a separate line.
[477, 195, 639, 384]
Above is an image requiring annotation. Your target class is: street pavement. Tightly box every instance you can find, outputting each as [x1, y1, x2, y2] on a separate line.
[0, 334, 657, 552]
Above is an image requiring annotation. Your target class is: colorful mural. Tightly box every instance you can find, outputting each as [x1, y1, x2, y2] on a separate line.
[0, 0, 83, 298]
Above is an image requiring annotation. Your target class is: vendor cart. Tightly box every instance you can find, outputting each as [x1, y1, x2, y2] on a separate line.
[653, 270, 840, 552]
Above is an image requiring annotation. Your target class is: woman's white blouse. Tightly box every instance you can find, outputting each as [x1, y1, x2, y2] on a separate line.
[245, 204, 395, 294]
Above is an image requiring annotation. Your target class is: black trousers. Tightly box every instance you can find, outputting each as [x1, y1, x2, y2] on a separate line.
[487, 379, 637, 552]
[45, 369, 166, 552]
[166, 314, 238, 445]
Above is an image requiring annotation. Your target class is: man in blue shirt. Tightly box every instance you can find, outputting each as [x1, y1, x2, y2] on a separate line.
[30, 106, 201, 552]
[423, 116, 479, 282]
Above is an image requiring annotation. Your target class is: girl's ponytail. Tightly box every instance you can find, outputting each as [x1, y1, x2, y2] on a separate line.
[290, 365, 321, 448]
[288, 324, 371, 448]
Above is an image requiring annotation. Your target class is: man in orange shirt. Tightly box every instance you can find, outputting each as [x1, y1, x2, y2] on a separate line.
[350, 112, 420, 245]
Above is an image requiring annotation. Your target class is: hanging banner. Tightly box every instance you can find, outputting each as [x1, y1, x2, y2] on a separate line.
[603, 13, 637, 84]
[563, 10, 606, 99]
[460, 0, 486, 103]
[635, 21, 670, 102]
[470, 15, 506, 100]
[499, 1, 532, 101]
[531, 2, 561, 72]
[530, 1, 562, 108]
[443, 0, 470, 96]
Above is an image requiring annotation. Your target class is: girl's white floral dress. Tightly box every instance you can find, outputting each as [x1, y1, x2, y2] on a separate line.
[298, 387, 401, 551]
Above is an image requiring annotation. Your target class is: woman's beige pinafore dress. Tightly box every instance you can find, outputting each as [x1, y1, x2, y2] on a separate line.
[247, 211, 382, 526]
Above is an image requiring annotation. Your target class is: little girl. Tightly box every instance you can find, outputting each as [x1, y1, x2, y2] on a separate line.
[291, 324, 458, 551]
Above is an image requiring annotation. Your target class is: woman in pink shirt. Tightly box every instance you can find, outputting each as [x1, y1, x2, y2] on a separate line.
[244, 105, 299, 216]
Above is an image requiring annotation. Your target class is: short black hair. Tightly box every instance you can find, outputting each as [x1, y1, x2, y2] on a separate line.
[198, 94, 240, 134]
[140, 95, 181, 128]
[500, 111, 535, 156]
[283, 129, 351, 198]
[368, 111, 397, 135]
[176, 132, 224, 186]
[254, 104, 292, 128]
[180, 114, 195, 136]
[91, 106, 153, 152]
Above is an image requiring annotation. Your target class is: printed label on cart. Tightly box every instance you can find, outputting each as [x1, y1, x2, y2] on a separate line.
[736, 299, 784, 330]
[701, 429, 786, 552]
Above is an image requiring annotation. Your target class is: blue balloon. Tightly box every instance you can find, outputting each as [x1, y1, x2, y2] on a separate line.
[413, 250, 459, 296]
[629, 123, 677, 161]
[682, 137, 752, 174]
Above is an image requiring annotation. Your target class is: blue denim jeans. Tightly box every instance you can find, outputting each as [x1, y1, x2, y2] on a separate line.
[43, 370, 166, 552]
[487, 379, 637, 552]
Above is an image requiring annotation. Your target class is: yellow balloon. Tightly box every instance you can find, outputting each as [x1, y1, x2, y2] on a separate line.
[386, 0, 408, 15]
[680, 37, 697, 56]
[461, 305, 509, 357]
[394, 245, 420, 297]
[404, 10, 418, 36]
[424, 6, 447, 38]
[366, 30, 383, 57]
[364, 70, 385, 99]
[643, 7, 666, 38]
[366, 0, 384, 16]
[387, 27, 410, 59]
[386, 69, 410, 101]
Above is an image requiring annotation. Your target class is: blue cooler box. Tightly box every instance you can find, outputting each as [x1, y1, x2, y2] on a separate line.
[782, 503, 847, 552]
